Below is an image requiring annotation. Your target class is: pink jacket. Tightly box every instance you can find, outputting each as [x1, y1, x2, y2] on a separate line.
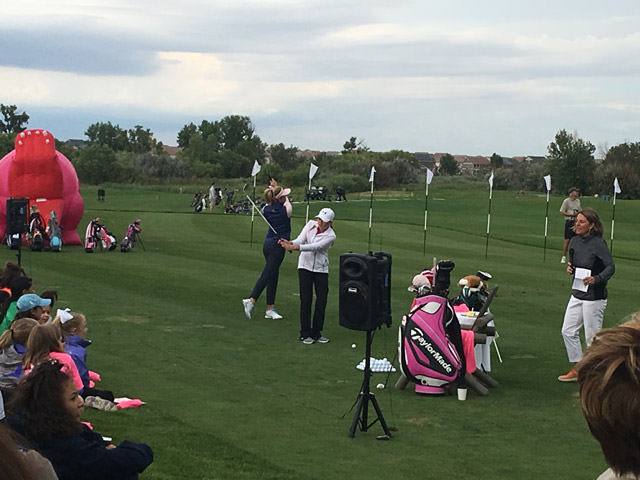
[26, 351, 84, 391]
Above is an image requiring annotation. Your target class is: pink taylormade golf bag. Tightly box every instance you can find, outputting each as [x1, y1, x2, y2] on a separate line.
[399, 260, 466, 395]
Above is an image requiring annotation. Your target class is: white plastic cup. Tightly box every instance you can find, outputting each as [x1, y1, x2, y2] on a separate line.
[457, 388, 467, 401]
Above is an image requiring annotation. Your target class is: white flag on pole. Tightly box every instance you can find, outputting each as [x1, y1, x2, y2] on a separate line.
[614, 177, 621, 194]
[544, 175, 551, 192]
[426, 168, 434, 185]
[251, 160, 261, 177]
[488, 171, 494, 188]
[369, 166, 376, 183]
[309, 163, 318, 180]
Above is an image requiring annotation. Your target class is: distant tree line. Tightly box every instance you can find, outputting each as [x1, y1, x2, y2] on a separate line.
[0, 104, 638, 198]
[491, 129, 640, 199]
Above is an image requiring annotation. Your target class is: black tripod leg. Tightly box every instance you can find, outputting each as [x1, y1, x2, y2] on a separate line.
[349, 394, 365, 437]
[368, 394, 392, 437]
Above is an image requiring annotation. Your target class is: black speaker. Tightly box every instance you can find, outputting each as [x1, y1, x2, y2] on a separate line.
[6, 198, 28, 235]
[339, 252, 392, 331]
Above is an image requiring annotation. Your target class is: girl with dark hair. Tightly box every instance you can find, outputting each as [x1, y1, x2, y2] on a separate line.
[558, 208, 615, 382]
[0, 276, 34, 334]
[8, 361, 153, 479]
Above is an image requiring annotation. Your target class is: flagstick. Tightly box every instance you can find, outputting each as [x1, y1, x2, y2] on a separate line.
[611, 190, 617, 255]
[368, 178, 374, 252]
[543, 189, 549, 261]
[423, 179, 429, 256]
[250, 175, 256, 247]
[305, 176, 311, 224]
[484, 181, 493, 259]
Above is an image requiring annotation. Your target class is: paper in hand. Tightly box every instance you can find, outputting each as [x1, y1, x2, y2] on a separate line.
[572, 268, 591, 292]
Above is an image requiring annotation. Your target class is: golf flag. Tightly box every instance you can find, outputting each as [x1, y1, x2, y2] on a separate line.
[423, 168, 434, 255]
[251, 160, 261, 177]
[305, 162, 318, 223]
[485, 171, 494, 259]
[543, 174, 551, 261]
[309, 163, 318, 180]
[611, 177, 621, 254]
[368, 166, 376, 250]
[426, 168, 434, 186]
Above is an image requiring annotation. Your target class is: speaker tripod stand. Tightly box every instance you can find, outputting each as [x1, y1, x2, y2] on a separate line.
[349, 329, 392, 438]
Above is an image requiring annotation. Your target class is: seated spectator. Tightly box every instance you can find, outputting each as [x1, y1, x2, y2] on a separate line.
[0, 277, 34, 334]
[8, 361, 153, 480]
[23, 324, 83, 392]
[55, 311, 114, 402]
[0, 318, 38, 404]
[15, 294, 52, 325]
[577, 318, 640, 480]
[0, 420, 58, 479]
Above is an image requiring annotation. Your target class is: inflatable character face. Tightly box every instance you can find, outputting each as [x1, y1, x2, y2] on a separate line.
[0, 129, 84, 244]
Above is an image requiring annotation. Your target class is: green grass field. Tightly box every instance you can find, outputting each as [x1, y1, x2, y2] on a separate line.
[12, 183, 638, 479]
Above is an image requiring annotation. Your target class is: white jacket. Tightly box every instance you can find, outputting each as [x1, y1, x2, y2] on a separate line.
[292, 220, 336, 273]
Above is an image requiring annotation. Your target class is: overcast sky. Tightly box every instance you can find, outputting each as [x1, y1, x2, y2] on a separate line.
[1, 0, 638, 156]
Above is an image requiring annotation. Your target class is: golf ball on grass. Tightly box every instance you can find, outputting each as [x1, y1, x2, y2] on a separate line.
[376, 383, 385, 389]
[351, 344, 356, 349]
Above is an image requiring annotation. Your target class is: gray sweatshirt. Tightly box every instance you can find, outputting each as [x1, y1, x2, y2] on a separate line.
[568, 234, 615, 301]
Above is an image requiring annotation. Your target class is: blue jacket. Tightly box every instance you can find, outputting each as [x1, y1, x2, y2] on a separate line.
[38, 425, 153, 480]
[64, 335, 91, 388]
[263, 201, 291, 243]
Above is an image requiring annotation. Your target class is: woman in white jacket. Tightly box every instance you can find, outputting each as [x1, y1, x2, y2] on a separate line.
[280, 208, 336, 345]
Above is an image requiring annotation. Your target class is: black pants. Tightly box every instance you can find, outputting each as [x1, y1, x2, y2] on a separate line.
[298, 269, 328, 339]
[81, 387, 115, 402]
[250, 241, 286, 305]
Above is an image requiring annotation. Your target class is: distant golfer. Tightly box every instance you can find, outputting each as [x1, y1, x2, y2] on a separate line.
[560, 187, 581, 264]
[208, 182, 217, 213]
[280, 208, 336, 345]
[242, 186, 292, 320]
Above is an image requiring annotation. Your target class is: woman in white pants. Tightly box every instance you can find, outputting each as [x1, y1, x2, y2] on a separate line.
[558, 208, 615, 382]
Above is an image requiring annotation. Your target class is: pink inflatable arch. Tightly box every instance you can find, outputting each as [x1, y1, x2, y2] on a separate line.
[0, 129, 84, 245]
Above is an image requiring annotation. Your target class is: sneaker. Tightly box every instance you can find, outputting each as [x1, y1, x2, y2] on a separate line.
[561, 256, 567, 264]
[316, 336, 330, 344]
[84, 396, 118, 411]
[242, 298, 254, 319]
[301, 337, 315, 345]
[265, 309, 283, 319]
[558, 368, 578, 382]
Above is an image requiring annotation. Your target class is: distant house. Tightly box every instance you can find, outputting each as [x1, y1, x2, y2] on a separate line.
[454, 155, 490, 175]
[162, 145, 182, 157]
[411, 152, 436, 170]
[64, 139, 88, 149]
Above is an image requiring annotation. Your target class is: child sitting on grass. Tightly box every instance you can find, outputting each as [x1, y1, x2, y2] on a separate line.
[54, 310, 114, 402]
[0, 318, 38, 404]
[7, 360, 153, 480]
[23, 323, 83, 393]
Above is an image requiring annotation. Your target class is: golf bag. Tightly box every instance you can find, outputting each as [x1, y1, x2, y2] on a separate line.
[47, 210, 62, 252]
[120, 219, 142, 252]
[28, 212, 47, 252]
[84, 218, 117, 253]
[190, 191, 207, 213]
[398, 260, 466, 395]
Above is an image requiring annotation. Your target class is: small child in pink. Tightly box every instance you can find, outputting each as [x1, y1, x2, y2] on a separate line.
[23, 323, 83, 392]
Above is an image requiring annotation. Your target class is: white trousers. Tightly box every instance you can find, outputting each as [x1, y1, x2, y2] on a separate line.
[561, 295, 607, 363]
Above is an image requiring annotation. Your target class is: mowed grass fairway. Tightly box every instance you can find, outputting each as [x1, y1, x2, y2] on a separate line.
[12, 183, 638, 480]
